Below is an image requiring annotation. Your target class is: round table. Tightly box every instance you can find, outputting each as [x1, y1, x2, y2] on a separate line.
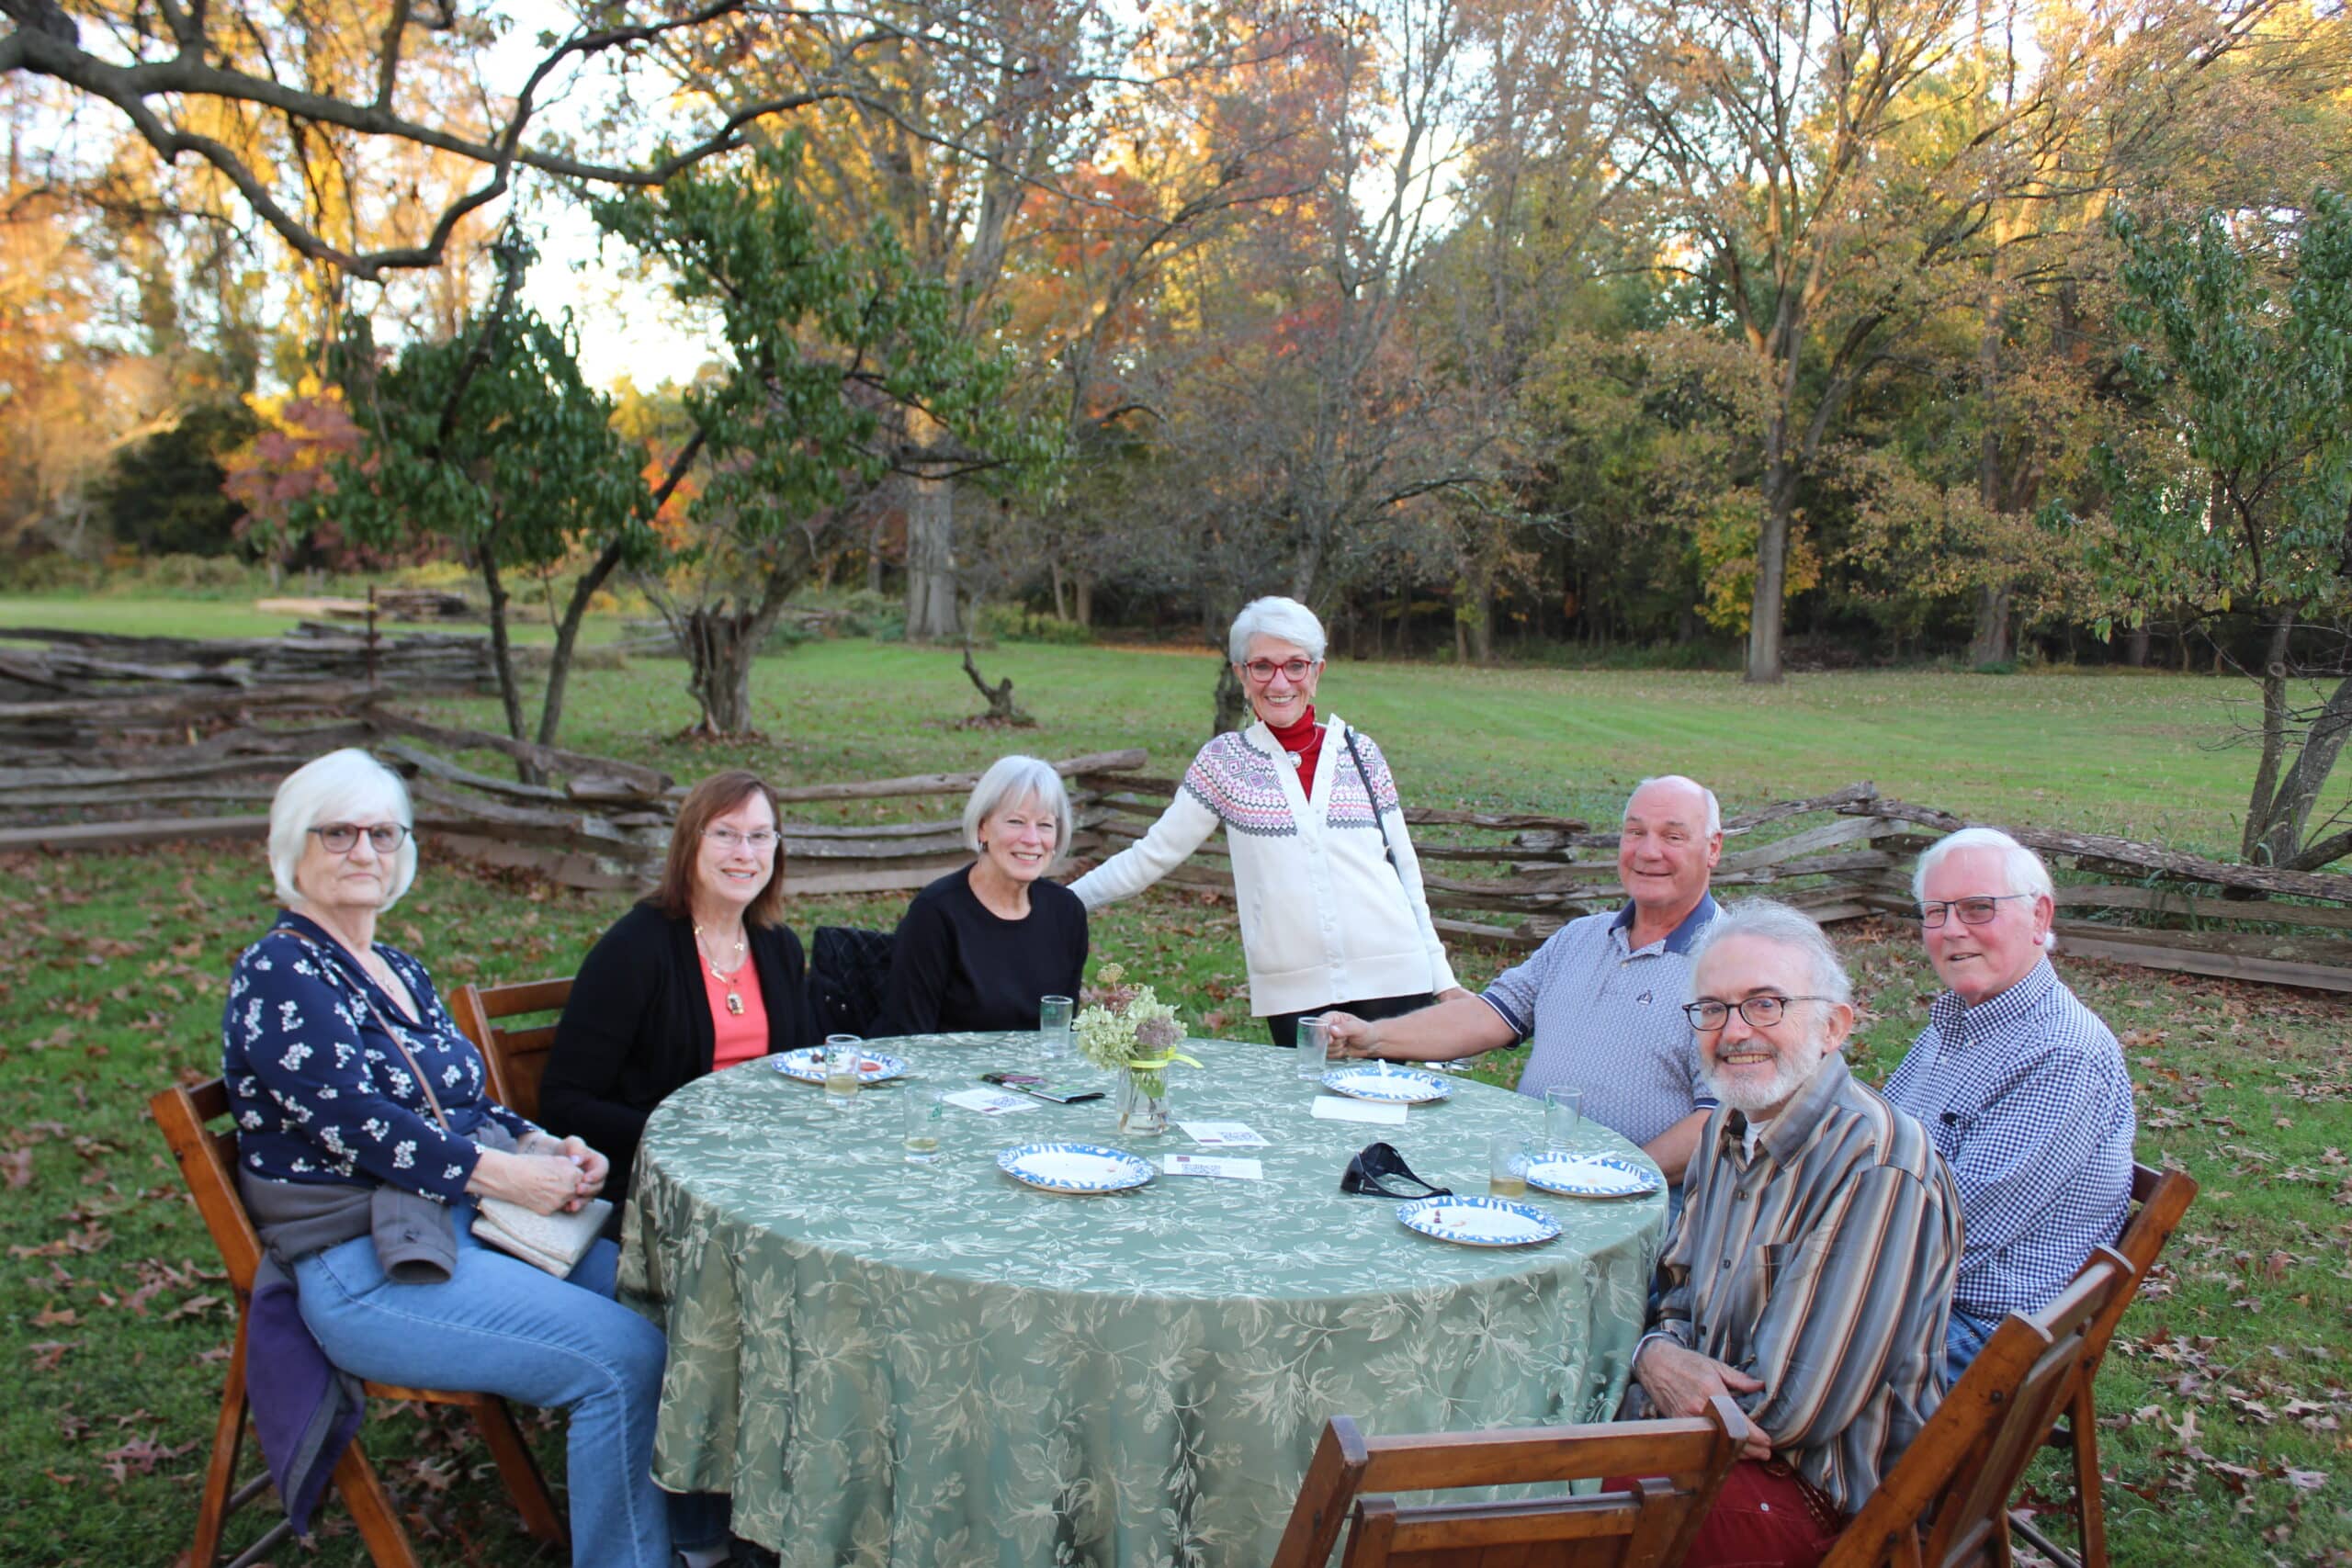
[618, 1032, 1666, 1566]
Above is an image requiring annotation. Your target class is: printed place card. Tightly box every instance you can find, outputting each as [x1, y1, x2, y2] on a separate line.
[1162, 1154, 1265, 1180]
[1179, 1121, 1269, 1148]
[944, 1088, 1036, 1116]
[1311, 1096, 1408, 1127]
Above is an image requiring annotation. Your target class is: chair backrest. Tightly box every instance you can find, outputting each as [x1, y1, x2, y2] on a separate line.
[150, 1079, 266, 1299]
[2075, 1163, 2196, 1382]
[810, 926, 896, 1037]
[1271, 1395, 1749, 1568]
[1821, 1247, 2135, 1568]
[447, 976, 572, 1123]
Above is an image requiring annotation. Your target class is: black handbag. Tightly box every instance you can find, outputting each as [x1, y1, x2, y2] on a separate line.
[810, 925, 897, 1036]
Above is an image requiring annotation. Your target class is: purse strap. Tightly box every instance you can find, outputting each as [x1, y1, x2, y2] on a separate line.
[289, 931, 453, 1134]
[1340, 727, 1405, 886]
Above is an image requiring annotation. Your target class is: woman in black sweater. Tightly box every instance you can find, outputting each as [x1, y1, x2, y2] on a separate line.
[541, 771, 817, 1204]
[876, 755, 1088, 1035]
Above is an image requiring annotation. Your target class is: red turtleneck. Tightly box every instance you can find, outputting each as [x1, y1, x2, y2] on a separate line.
[1267, 704, 1324, 784]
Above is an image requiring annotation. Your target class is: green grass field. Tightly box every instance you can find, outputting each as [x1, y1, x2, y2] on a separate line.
[2, 608, 2346, 1565]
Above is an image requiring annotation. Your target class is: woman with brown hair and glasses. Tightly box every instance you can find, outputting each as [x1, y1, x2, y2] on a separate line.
[541, 770, 818, 1211]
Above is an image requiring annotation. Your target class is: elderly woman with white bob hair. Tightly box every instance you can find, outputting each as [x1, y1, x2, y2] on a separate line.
[220, 748, 681, 1566]
[1071, 595, 1464, 1047]
[876, 754, 1090, 1034]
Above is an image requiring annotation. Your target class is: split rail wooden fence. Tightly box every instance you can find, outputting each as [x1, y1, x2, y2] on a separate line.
[0, 669, 2346, 993]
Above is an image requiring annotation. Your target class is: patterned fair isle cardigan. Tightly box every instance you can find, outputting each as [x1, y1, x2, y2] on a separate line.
[1069, 713, 1457, 1016]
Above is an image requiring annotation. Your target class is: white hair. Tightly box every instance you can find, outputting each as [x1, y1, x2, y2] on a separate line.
[1227, 596, 1328, 664]
[267, 749, 418, 910]
[1690, 898, 1852, 1009]
[1631, 774, 1722, 837]
[1912, 826, 2055, 904]
[963, 755, 1075, 863]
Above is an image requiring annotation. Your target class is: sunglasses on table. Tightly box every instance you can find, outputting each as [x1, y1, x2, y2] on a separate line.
[1340, 1142, 1453, 1200]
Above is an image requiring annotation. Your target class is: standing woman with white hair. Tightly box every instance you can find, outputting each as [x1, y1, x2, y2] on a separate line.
[1071, 595, 1464, 1047]
[220, 749, 678, 1566]
[876, 754, 1089, 1034]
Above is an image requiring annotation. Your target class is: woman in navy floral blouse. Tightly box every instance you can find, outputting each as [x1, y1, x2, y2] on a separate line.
[224, 749, 679, 1566]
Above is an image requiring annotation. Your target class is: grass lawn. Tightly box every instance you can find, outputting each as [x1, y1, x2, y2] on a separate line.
[2, 616, 2347, 1565]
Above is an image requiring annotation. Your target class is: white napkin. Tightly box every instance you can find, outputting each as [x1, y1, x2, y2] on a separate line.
[1311, 1096, 1408, 1126]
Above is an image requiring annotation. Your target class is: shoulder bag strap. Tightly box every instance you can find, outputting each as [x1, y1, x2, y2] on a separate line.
[1340, 727, 1405, 885]
[289, 932, 453, 1134]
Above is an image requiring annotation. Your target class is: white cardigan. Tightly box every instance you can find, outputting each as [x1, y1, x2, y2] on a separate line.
[1070, 714, 1458, 1017]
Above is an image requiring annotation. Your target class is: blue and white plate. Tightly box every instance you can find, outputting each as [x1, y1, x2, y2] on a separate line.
[1320, 1065, 1453, 1104]
[998, 1143, 1155, 1194]
[1396, 1195, 1560, 1247]
[771, 1047, 908, 1085]
[1522, 1154, 1662, 1199]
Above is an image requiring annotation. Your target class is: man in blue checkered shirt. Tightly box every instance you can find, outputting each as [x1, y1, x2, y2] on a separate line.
[1882, 827, 2136, 1384]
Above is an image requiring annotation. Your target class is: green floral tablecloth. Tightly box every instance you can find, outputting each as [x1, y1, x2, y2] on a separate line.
[618, 1032, 1665, 1567]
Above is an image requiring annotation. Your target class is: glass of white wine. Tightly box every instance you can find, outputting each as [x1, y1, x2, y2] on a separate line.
[823, 1033, 864, 1106]
[902, 1083, 945, 1162]
[1487, 1131, 1531, 1199]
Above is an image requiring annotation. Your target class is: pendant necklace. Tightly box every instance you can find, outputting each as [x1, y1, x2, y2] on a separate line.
[695, 923, 748, 1016]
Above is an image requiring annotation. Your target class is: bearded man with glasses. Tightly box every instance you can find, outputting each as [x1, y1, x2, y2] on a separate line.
[1621, 900, 1957, 1568]
[1882, 826, 2135, 1384]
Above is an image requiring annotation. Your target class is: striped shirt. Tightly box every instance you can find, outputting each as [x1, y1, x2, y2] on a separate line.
[1628, 1055, 1960, 1516]
[1481, 897, 1719, 1150]
[1882, 958, 2135, 1319]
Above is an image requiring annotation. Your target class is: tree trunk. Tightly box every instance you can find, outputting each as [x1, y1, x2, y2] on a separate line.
[962, 645, 1032, 725]
[1073, 572, 1093, 628]
[1211, 660, 1248, 737]
[1746, 473, 1792, 684]
[476, 547, 544, 784]
[1968, 581, 2016, 665]
[2267, 671, 2352, 870]
[2126, 623, 2151, 667]
[902, 410, 959, 641]
[536, 532, 631, 750]
[1049, 559, 1068, 622]
[1472, 577, 1494, 665]
[679, 605, 763, 737]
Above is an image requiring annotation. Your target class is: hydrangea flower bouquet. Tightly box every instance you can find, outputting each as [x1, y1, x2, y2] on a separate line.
[1075, 963, 1201, 1135]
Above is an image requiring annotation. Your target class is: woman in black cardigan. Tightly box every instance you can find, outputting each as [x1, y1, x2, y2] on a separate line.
[541, 770, 817, 1206]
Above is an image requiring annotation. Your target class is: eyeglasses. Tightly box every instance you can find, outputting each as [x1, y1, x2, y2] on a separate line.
[310, 823, 408, 853]
[1239, 658, 1317, 684]
[703, 828, 780, 852]
[1682, 995, 1837, 1031]
[1340, 1142, 1453, 1200]
[1918, 894, 2034, 928]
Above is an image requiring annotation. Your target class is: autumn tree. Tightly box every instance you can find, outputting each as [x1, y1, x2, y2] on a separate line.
[2062, 194, 2352, 871]
[302, 255, 664, 762]
[594, 137, 1055, 735]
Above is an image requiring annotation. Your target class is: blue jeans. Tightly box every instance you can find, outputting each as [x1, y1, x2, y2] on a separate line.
[1945, 1303, 2004, 1389]
[292, 1206, 674, 1567]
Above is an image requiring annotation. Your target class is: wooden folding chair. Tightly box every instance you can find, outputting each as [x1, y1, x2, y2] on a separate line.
[1820, 1247, 2135, 1568]
[151, 1079, 566, 1568]
[447, 976, 571, 1122]
[2009, 1163, 2198, 1568]
[1270, 1393, 1749, 1568]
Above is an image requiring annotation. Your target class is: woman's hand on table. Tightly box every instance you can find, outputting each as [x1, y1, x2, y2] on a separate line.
[470, 1145, 601, 1215]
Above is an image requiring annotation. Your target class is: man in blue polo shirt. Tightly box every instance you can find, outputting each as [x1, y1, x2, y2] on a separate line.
[1327, 774, 1723, 1204]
